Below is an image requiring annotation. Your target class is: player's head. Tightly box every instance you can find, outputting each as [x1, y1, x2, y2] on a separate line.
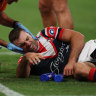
[9, 28, 39, 52]
[6, 0, 18, 4]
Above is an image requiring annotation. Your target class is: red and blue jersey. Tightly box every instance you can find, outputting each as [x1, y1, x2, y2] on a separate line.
[36, 26, 64, 59]
[18, 27, 71, 75]
[31, 27, 71, 74]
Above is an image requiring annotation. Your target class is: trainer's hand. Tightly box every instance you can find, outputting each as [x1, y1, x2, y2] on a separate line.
[24, 52, 45, 65]
[7, 43, 24, 54]
[63, 62, 74, 76]
[15, 22, 37, 40]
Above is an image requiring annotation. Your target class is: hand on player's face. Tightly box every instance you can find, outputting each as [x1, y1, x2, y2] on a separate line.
[13, 30, 39, 52]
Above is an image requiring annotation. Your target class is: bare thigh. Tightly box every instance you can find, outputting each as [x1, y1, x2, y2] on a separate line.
[39, 0, 52, 9]
[52, 0, 68, 11]
[74, 62, 96, 81]
[39, 0, 68, 10]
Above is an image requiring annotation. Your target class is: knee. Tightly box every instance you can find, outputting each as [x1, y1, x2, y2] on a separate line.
[74, 62, 84, 76]
[53, 2, 68, 13]
[39, 1, 51, 13]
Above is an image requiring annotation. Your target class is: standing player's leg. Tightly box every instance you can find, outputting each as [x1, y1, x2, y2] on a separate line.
[73, 62, 96, 81]
[38, 0, 57, 27]
[52, 0, 74, 29]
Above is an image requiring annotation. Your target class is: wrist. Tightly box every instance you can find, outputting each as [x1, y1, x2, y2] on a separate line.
[12, 21, 18, 28]
[67, 60, 76, 65]
[0, 40, 8, 47]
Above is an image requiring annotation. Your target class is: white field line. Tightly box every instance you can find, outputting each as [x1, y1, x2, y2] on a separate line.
[0, 52, 20, 55]
[0, 83, 25, 96]
[0, 83, 95, 96]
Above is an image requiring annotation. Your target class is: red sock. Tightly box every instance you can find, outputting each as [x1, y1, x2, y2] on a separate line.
[88, 68, 96, 82]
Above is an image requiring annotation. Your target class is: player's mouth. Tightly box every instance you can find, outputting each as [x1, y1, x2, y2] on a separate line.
[29, 44, 37, 52]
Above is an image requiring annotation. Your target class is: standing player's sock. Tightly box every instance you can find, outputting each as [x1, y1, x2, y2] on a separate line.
[88, 68, 96, 81]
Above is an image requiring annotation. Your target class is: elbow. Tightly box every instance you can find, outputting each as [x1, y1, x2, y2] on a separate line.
[16, 71, 25, 78]
[79, 34, 85, 48]
[16, 74, 22, 78]
[16, 73, 29, 78]
[80, 34, 85, 42]
[77, 32, 85, 42]
[16, 67, 30, 78]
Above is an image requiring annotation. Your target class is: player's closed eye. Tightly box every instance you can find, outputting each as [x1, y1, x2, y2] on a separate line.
[20, 36, 29, 47]
[26, 36, 29, 41]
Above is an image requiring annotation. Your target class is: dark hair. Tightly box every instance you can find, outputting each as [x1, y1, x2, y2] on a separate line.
[9, 28, 24, 43]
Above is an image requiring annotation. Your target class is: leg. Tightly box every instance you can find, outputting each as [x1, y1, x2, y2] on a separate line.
[52, 0, 74, 29]
[16, 56, 31, 78]
[39, 0, 57, 27]
[73, 62, 95, 81]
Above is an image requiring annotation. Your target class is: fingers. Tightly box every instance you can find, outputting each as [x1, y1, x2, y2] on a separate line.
[28, 59, 34, 64]
[32, 53, 45, 65]
[25, 53, 45, 65]
[35, 56, 41, 63]
[28, 56, 40, 65]
[32, 57, 40, 65]
[36, 53, 45, 59]
[63, 69, 73, 76]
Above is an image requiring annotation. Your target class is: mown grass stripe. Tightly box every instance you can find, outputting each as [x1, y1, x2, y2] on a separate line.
[0, 52, 20, 55]
[0, 83, 25, 96]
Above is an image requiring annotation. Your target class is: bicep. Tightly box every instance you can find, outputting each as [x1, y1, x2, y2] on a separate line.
[61, 29, 82, 42]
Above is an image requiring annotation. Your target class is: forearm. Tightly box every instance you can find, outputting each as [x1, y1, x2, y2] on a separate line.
[61, 29, 85, 76]
[0, 11, 15, 28]
[68, 31, 85, 63]
[16, 56, 30, 78]
[0, 39, 8, 47]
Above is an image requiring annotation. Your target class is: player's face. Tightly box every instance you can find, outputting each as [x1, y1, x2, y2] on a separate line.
[6, 0, 18, 4]
[13, 30, 39, 52]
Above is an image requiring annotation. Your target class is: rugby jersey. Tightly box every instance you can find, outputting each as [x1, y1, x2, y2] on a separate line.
[18, 27, 71, 75]
[36, 26, 64, 58]
[31, 27, 71, 75]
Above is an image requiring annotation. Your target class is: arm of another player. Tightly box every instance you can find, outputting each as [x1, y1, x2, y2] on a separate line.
[0, 11, 37, 40]
[14, 22, 37, 40]
[0, 11, 15, 27]
[61, 29, 85, 76]
[0, 39, 24, 54]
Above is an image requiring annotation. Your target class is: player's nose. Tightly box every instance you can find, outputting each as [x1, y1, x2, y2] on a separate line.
[25, 41, 30, 46]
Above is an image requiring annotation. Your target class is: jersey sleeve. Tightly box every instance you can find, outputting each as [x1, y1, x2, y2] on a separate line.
[0, 0, 7, 11]
[40, 26, 64, 40]
[18, 56, 23, 64]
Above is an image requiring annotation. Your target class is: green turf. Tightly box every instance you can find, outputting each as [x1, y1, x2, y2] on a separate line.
[0, 0, 96, 96]
[0, 92, 5, 96]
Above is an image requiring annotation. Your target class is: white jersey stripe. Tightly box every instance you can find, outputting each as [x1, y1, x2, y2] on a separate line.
[55, 27, 59, 39]
[38, 33, 56, 58]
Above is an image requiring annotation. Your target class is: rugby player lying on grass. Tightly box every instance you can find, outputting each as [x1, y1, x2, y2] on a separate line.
[9, 27, 96, 82]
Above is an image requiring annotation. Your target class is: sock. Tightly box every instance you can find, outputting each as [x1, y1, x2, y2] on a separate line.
[88, 68, 96, 81]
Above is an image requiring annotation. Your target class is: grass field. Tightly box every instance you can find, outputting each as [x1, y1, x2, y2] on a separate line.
[0, 0, 96, 96]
